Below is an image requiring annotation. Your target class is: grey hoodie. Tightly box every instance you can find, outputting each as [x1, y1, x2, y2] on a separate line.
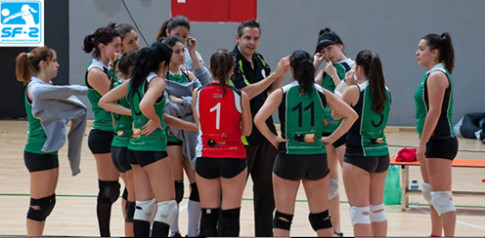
[28, 77, 88, 176]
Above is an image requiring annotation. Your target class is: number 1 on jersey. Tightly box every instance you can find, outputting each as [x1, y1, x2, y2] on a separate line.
[210, 102, 221, 130]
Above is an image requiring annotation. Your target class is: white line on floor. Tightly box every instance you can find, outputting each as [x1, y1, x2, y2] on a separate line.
[414, 206, 485, 231]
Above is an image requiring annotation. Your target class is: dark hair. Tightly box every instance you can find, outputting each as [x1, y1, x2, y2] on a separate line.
[315, 27, 344, 53]
[16, 47, 55, 85]
[107, 22, 135, 40]
[290, 50, 315, 94]
[210, 49, 234, 96]
[422, 32, 454, 74]
[118, 51, 137, 76]
[128, 42, 173, 101]
[237, 19, 260, 37]
[83, 27, 120, 58]
[160, 35, 184, 48]
[355, 50, 387, 114]
[156, 15, 191, 42]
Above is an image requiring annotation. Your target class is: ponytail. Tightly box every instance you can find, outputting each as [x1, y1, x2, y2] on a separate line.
[15, 47, 55, 85]
[209, 49, 234, 96]
[290, 50, 315, 94]
[440, 32, 455, 74]
[423, 32, 455, 74]
[355, 50, 386, 114]
[82, 33, 95, 54]
[129, 42, 172, 101]
[156, 19, 169, 42]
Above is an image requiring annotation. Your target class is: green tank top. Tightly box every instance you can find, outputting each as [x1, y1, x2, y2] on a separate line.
[24, 90, 57, 155]
[127, 72, 167, 152]
[346, 81, 391, 157]
[111, 80, 133, 148]
[414, 63, 455, 139]
[86, 59, 115, 132]
[165, 69, 189, 144]
[279, 81, 327, 155]
[321, 62, 349, 133]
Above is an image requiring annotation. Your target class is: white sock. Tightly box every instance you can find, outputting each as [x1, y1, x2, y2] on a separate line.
[187, 200, 201, 237]
[170, 205, 180, 235]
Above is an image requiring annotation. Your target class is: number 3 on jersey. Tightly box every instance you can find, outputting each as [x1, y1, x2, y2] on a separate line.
[210, 102, 221, 130]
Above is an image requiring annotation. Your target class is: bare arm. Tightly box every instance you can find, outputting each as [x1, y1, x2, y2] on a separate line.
[140, 77, 165, 135]
[320, 89, 358, 144]
[87, 68, 111, 96]
[242, 56, 289, 99]
[254, 89, 288, 148]
[416, 72, 449, 161]
[99, 81, 131, 116]
[240, 91, 252, 136]
[164, 114, 198, 132]
[332, 85, 359, 119]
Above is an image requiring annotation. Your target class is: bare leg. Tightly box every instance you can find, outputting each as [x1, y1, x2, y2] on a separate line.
[420, 159, 443, 236]
[27, 168, 59, 237]
[369, 170, 388, 237]
[302, 176, 333, 237]
[342, 162, 372, 236]
[427, 158, 455, 237]
[272, 173, 300, 237]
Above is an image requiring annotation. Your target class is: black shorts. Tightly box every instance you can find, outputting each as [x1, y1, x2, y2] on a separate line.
[127, 149, 138, 165]
[131, 150, 168, 167]
[88, 129, 114, 154]
[273, 153, 329, 181]
[196, 157, 247, 179]
[344, 155, 390, 173]
[426, 136, 458, 160]
[322, 132, 346, 148]
[24, 151, 59, 172]
[111, 146, 132, 173]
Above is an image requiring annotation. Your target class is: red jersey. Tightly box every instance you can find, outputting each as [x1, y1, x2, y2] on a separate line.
[195, 83, 246, 158]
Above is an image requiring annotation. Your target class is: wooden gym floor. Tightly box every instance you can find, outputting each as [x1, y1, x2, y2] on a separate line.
[0, 121, 484, 236]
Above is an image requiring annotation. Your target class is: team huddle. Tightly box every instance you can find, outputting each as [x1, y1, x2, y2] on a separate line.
[15, 16, 458, 237]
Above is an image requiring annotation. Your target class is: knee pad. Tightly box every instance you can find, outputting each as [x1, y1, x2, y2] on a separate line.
[175, 181, 184, 204]
[200, 208, 220, 237]
[189, 183, 200, 202]
[328, 178, 339, 200]
[97, 180, 120, 204]
[309, 210, 332, 231]
[370, 204, 387, 223]
[349, 206, 371, 225]
[221, 208, 241, 237]
[122, 187, 128, 201]
[431, 191, 456, 216]
[273, 210, 294, 230]
[134, 198, 156, 222]
[422, 182, 432, 204]
[154, 200, 178, 225]
[27, 194, 56, 221]
[126, 201, 136, 223]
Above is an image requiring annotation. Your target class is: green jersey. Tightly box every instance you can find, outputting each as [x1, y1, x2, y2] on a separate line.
[127, 72, 167, 152]
[346, 81, 391, 157]
[414, 63, 455, 138]
[165, 69, 189, 145]
[85, 59, 115, 132]
[111, 80, 133, 148]
[24, 89, 57, 155]
[279, 81, 327, 155]
[321, 60, 354, 133]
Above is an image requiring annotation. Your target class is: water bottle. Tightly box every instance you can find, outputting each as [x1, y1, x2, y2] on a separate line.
[410, 180, 419, 190]
[409, 180, 419, 205]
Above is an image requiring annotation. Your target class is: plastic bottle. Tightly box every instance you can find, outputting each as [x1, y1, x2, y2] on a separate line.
[409, 180, 419, 205]
[410, 180, 419, 190]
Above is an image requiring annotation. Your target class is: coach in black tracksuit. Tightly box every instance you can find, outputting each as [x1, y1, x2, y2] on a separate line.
[228, 20, 285, 236]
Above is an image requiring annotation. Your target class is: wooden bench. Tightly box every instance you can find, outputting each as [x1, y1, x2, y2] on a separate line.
[390, 157, 485, 211]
